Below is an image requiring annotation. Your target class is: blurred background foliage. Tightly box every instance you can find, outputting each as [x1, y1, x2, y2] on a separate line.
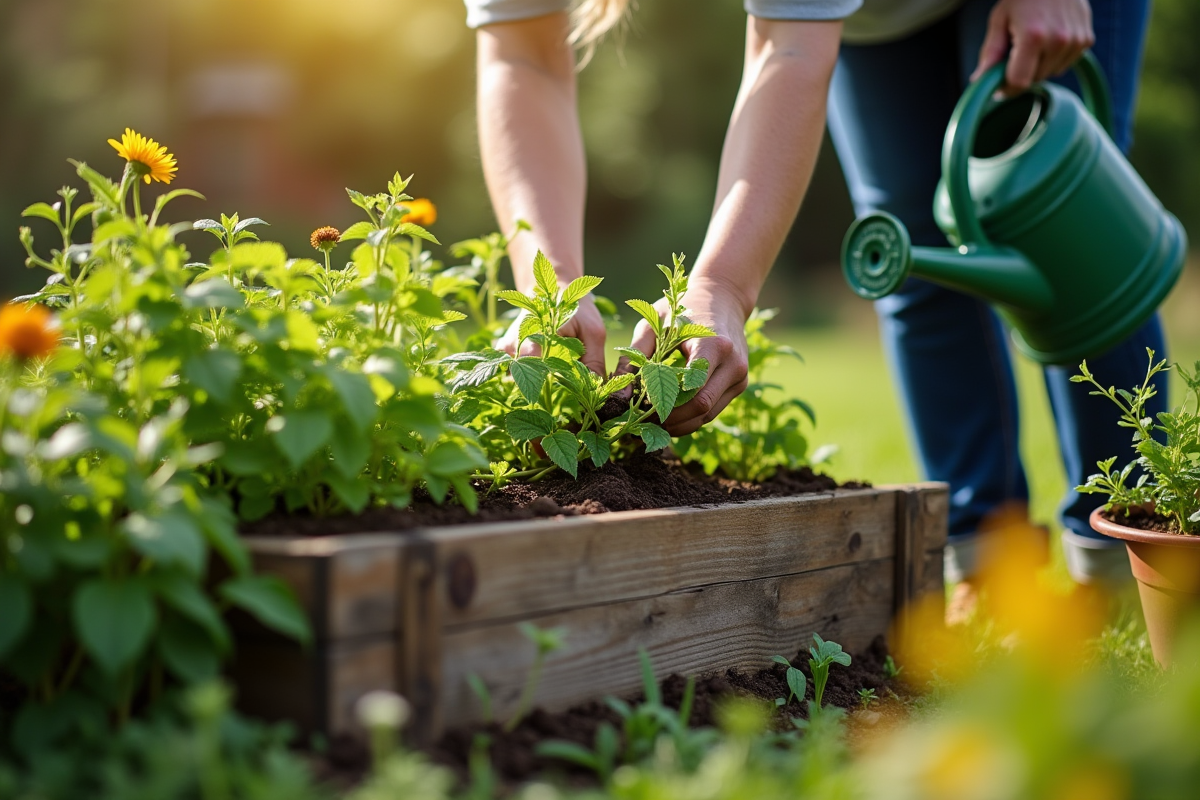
[0, 0, 1197, 318]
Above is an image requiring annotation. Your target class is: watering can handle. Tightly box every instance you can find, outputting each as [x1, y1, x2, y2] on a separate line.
[943, 51, 1114, 250]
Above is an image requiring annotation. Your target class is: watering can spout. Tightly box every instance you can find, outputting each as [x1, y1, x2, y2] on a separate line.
[842, 212, 1054, 312]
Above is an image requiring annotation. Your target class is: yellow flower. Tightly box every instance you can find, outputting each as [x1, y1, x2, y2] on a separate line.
[0, 303, 59, 361]
[401, 198, 437, 227]
[108, 128, 178, 184]
[310, 226, 341, 253]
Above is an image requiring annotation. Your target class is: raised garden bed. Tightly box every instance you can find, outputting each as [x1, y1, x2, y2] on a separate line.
[226, 481, 947, 744]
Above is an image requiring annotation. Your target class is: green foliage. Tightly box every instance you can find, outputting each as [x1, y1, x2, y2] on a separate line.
[882, 654, 903, 680]
[808, 634, 852, 714]
[856, 687, 878, 710]
[675, 309, 829, 482]
[444, 253, 712, 482]
[771, 654, 809, 709]
[504, 623, 567, 733]
[1072, 349, 1200, 532]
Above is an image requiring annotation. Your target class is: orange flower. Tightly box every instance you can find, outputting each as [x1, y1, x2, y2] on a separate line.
[310, 226, 341, 253]
[401, 198, 437, 227]
[0, 303, 59, 361]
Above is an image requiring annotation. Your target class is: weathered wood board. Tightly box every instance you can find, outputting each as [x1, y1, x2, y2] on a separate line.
[229, 483, 948, 743]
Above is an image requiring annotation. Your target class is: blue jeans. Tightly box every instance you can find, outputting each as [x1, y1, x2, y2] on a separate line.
[826, 0, 1167, 581]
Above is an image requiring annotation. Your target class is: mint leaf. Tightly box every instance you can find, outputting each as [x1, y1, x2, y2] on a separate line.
[636, 423, 671, 453]
[541, 430, 580, 478]
[533, 251, 559, 299]
[561, 275, 603, 305]
[510, 357, 551, 404]
[579, 431, 611, 468]
[505, 409, 555, 442]
[640, 362, 680, 423]
[625, 299, 662, 335]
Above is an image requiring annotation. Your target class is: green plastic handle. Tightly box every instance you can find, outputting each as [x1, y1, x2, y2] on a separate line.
[943, 51, 1114, 250]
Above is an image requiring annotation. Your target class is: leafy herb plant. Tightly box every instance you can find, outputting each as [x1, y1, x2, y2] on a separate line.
[1073, 350, 1200, 532]
[808, 634, 853, 714]
[444, 253, 713, 483]
[674, 309, 831, 482]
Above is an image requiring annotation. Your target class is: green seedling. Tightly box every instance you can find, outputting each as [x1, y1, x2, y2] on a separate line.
[504, 623, 566, 733]
[536, 722, 620, 784]
[771, 655, 808, 708]
[883, 655, 903, 679]
[466, 674, 493, 724]
[808, 634, 852, 714]
[857, 687, 878, 710]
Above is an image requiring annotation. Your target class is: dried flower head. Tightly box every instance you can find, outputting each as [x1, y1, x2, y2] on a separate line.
[401, 198, 437, 227]
[108, 128, 178, 185]
[310, 226, 341, 253]
[0, 303, 59, 361]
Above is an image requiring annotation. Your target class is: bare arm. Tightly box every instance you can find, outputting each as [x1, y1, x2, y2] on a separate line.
[476, 14, 607, 373]
[623, 17, 842, 435]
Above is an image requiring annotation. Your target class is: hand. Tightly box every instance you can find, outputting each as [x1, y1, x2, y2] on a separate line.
[616, 279, 749, 437]
[972, 0, 1094, 95]
[497, 293, 608, 376]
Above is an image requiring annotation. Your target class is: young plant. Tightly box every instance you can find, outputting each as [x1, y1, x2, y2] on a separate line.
[444, 252, 713, 482]
[808, 634, 852, 714]
[771, 654, 809, 708]
[857, 687, 878, 709]
[1072, 350, 1200, 532]
[535, 722, 620, 785]
[504, 623, 566, 733]
[883, 654, 904, 679]
[674, 309, 833, 482]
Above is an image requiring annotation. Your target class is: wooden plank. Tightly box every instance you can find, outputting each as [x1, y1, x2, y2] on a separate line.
[227, 635, 395, 736]
[399, 536, 443, 745]
[436, 558, 894, 730]
[240, 534, 407, 641]
[429, 489, 895, 627]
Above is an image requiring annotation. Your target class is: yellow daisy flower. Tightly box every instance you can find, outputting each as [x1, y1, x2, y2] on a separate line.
[108, 128, 178, 185]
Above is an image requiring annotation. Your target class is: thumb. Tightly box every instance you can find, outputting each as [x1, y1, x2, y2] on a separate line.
[972, 8, 1011, 82]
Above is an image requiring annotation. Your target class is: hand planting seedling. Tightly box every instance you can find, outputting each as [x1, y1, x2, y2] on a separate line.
[771, 654, 809, 708]
[1072, 349, 1200, 532]
[674, 309, 832, 482]
[444, 252, 714, 482]
[504, 623, 566, 732]
[808, 634, 852, 715]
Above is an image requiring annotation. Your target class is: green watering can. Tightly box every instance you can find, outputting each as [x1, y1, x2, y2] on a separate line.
[841, 53, 1187, 364]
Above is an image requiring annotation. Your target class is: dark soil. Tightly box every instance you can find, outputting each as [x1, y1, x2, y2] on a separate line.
[313, 636, 905, 789]
[1102, 505, 1179, 534]
[244, 452, 865, 537]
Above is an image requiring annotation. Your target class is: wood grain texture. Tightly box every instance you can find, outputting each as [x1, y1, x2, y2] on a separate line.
[429, 489, 898, 627]
[437, 558, 894, 729]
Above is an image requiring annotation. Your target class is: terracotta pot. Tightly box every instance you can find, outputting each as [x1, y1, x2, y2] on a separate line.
[1089, 507, 1200, 666]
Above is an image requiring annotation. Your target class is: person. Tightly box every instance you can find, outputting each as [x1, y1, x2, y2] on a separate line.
[460, 0, 1167, 591]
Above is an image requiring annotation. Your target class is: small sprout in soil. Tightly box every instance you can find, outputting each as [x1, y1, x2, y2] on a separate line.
[771, 654, 808, 708]
[808, 634, 852, 715]
[504, 623, 566, 733]
[883, 654, 903, 679]
[536, 722, 620, 785]
[857, 687, 878, 710]
[466, 673, 493, 724]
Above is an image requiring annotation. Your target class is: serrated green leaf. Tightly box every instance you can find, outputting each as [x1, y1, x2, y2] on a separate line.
[541, 430, 579, 478]
[614, 346, 648, 368]
[339, 220, 375, 241]
[72, 579, 155, 675]
[677, 323, 716, 341]
[637, 423, 671, 452]
[506, 409, 555, 442]
[681, 358, 710, 392]
[510, 357, 551, 404]
[561, 275, 603, 305]
[625, 299, 662, 335]
[533, 252, 559, 299]
[496, 290, 539, 314]
[578, 431, 611, 468]
[640, 362, 680, 422]
[599, 373, 636, 398]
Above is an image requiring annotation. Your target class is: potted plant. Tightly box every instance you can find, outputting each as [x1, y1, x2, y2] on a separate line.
[1073, 353, 1200, 666]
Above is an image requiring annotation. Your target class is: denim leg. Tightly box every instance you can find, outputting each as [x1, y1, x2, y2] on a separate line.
[828, 12, 1030, 557]
[959, 0, 1160, 583]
